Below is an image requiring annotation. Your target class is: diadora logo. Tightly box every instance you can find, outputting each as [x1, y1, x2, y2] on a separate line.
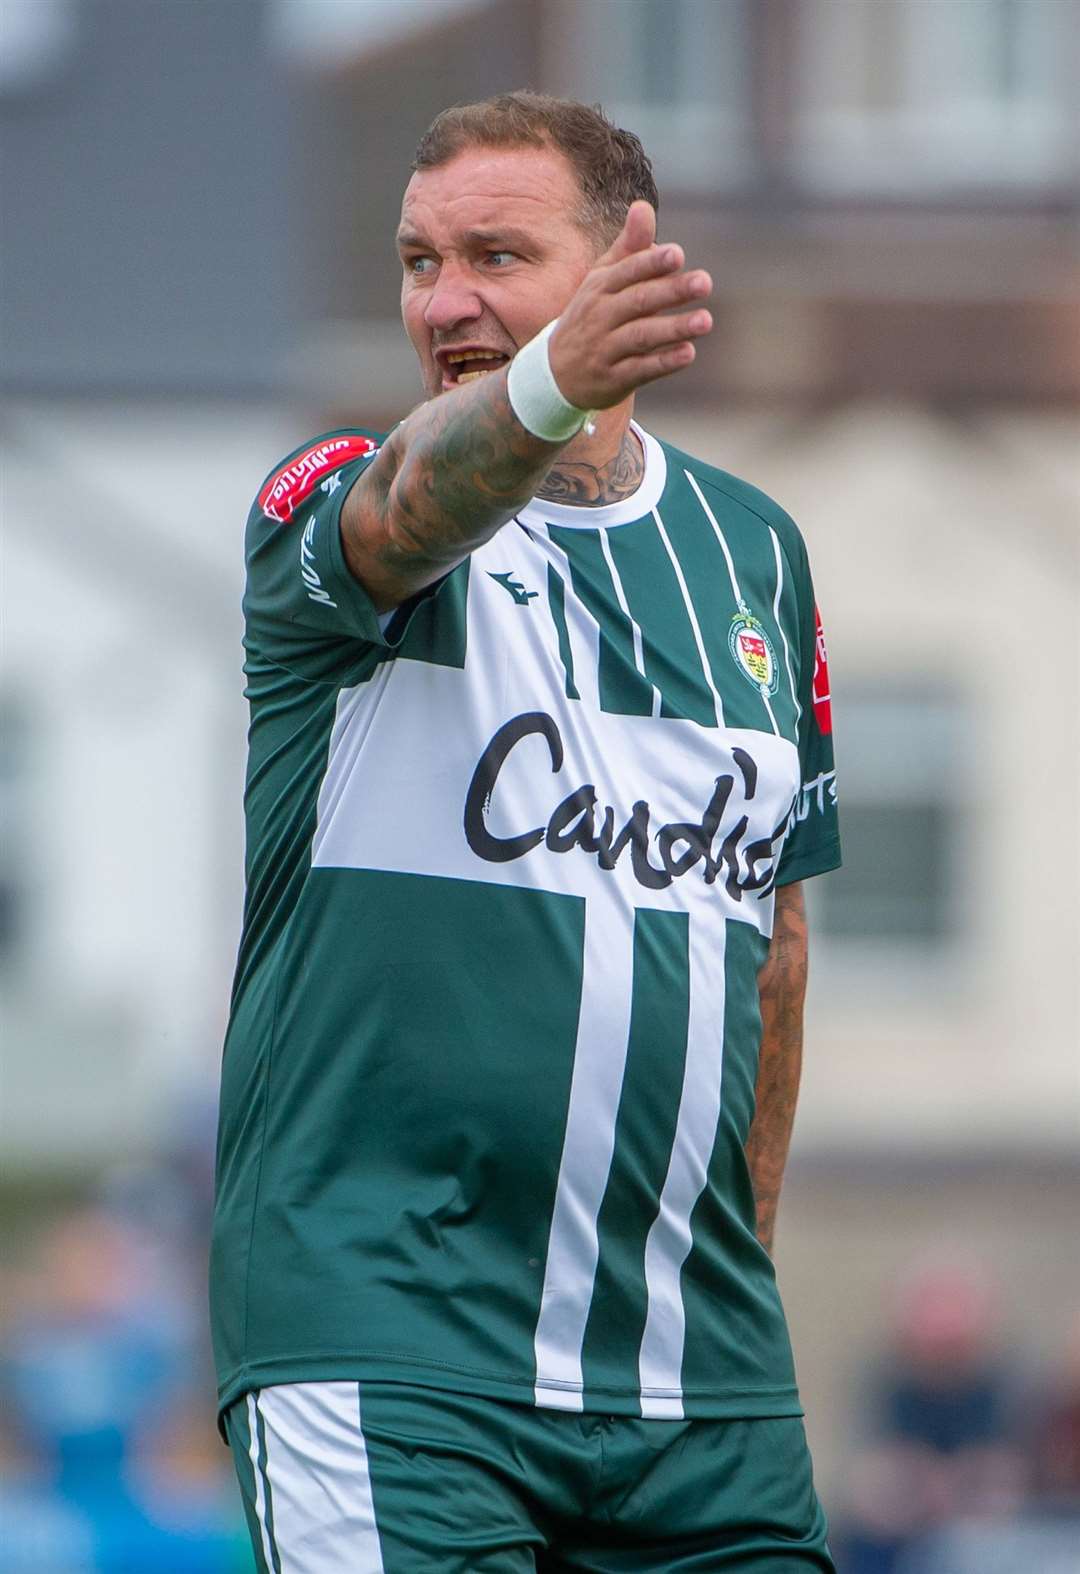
[488, 571, 538, 606]
[300, 519, 337, 608]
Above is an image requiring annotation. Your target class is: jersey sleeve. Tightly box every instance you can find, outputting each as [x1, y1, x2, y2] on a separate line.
[242, 429, 393, 656]
[774, 539, 841, 887]
[241, 425, 463, 686]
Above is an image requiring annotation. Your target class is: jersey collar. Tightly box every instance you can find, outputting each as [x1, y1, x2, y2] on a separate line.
[516, 422, 667, 531]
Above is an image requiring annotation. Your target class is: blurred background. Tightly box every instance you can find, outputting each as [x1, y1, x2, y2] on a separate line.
[1, 1, 1077, 1569]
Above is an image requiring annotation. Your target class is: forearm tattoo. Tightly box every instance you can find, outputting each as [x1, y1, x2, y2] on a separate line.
[348, 375, 560, 584]
[745, 883, 809, 1256]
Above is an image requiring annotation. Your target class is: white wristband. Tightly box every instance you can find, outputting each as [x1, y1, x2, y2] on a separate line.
[506, 319, 594, 443]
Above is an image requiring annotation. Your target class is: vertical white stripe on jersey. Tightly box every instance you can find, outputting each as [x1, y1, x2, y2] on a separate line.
[597, 526, 663, 718]
[769, 526, 801, 724]
[541, 529, 602, 709]
[259, 1382, 385, 1572]
[684, 470, 743, 605]
[247, 1393, 276, 1574]
[650, 506, 725, 728]
[684, 471, 781, 738]
[534, 893, 636, 1410]
[637, 915, 729, 1420]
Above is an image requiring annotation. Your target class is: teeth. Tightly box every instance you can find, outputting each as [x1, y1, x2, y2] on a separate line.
[457, 369, 493, 383]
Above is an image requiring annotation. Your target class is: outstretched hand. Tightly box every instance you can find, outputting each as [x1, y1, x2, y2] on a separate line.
[547, 201, 713, 410]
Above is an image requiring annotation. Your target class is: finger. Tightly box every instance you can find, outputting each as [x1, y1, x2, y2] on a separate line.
[609, 308, 713, 362]
[607, 269, 712, 329]
[597, 200, 656, 266]
[598, 240, 685, 294]
[612, 341, 698, 392]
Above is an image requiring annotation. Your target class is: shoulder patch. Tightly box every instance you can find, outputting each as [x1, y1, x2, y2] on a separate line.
[812, 604, 832, 736]
[259, 434, 378, 523]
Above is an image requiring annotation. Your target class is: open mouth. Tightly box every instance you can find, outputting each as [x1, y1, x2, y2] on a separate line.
[439, 348, 511, 386]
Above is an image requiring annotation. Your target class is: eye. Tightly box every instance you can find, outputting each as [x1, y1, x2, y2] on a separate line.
[405, 255, 436, 277]
[485, 251, 516, 268]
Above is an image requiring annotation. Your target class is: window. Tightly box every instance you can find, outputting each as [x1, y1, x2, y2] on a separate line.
[818, 799, 949, 941]
[791, 0, 1077, 194]
[550, 0, 753, 192]
[812, 685, 968, 949]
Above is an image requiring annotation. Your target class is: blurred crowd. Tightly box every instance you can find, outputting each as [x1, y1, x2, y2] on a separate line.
[2, 1133, 1078, 1573]
[0, 1112, 249, 1572]
[831, 1262, 1080, 1573]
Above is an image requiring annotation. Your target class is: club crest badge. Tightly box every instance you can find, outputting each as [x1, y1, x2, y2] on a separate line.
[728, 605, 779, 696]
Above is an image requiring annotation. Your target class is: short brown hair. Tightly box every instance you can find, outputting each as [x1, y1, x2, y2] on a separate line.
[412, 90, 659, 248]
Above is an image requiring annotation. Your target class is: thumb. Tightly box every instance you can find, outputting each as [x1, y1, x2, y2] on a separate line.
[599, 200, 656, 266]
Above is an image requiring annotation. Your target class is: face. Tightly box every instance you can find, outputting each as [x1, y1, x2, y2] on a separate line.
[397, 144, 599, 399]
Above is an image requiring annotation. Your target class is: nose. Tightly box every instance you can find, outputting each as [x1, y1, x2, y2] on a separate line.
[423, 260, 484, 333]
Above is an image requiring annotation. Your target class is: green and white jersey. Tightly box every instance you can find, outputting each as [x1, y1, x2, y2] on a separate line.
[210, 422, 840, 1425]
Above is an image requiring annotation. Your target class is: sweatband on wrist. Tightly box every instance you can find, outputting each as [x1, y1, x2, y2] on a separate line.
[506, 319, 594, 443]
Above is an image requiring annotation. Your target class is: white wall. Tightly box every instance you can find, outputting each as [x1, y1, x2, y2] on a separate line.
[1, 400, 298, 1163]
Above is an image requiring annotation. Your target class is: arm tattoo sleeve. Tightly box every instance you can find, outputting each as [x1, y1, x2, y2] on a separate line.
[341, 372, 563, 606]
[745, 881, 809, 1256]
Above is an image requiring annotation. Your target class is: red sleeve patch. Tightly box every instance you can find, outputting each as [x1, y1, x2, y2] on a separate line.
[812, 604, 832, 735]
[258, 434, 378, 524]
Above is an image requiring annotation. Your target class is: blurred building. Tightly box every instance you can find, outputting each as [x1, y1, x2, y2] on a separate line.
[2, 0, 1078, 1516]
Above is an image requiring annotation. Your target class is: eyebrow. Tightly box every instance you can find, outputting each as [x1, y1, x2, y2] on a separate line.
[395, 225, 540, 255]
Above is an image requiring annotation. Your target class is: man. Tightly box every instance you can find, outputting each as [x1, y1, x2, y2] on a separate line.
[211, 92, 840, 1571]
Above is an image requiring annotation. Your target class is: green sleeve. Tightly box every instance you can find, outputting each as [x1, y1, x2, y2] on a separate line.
[243, 428, 389, 653]
[242, 428, 453, 683]
[774, 538, 841, 887]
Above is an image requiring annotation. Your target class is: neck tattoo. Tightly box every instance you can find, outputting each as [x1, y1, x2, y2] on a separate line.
[537, 431, 644, 508]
